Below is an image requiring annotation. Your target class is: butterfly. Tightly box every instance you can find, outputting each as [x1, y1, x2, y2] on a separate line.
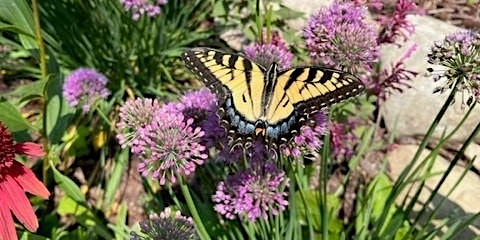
[182, 48, 364, 148]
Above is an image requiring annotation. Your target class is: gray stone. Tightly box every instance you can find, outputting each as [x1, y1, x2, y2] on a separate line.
[220, 29, 247, 51]
[387, 144, 480, 237]
[282, 0, 332, 30]
[381, 15, 480, 141]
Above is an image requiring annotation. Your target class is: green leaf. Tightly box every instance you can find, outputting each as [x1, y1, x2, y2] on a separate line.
[0, 98, 33, 132]
[111, 203, 130, 240]
[0, 0, 36, 48]
[0, 0, 59, 49]
[295, 190, 342, 232]
[104, 149, 129, 209]
[273, 5, 304, 21]
[18, 232, 49, 240]
[57, 196, 113, 239]
[0, 22, 35, 37]
[368, 173, 393, 220]
[45, 74, 74, 144]
[50, 162, 86, 204]
[4, 80, 46, 103]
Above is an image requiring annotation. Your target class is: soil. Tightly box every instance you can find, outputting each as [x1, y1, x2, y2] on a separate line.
[416, 0, 480, 30]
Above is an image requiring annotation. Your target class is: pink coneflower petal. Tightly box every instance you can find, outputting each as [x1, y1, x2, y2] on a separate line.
[11, 161, 50, 199]
[14, 142, 44, 157]
[0, 174, 39, 231]
[0, 202, 16, 240]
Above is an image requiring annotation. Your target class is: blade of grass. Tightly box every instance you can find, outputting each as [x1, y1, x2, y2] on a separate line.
[320, 134, 331, 240]
[416, 157, 476, 239]
[409, 120, 480, 233]
[373, 81, 459, 236]
[439, 213, 480, 240]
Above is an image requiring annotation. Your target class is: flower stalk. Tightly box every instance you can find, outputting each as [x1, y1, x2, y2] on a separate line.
[31, 0, 50, 183]
[178, 176, 210, 240]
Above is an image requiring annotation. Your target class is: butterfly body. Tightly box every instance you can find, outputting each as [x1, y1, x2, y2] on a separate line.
[182, 48, 364, 147]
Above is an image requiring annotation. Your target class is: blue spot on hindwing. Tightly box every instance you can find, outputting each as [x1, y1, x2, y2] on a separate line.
[280, 122, 288, 134]
[238, 120, 246, 134]
[232, 115, 240, 126]
[245, 123, 255, 134]
[267, 126, 278, 139]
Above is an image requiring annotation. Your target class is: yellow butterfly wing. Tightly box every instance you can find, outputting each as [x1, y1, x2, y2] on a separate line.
[266, 67, 364, 126]
[182, 48, 266, 123]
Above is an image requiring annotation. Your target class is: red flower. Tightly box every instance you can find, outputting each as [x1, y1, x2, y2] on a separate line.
[0, 122, 49, 240]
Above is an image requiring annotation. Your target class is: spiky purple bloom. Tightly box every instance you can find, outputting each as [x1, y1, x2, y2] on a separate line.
[179, 88, 217, 112]
[244, 33, 294, 70]
[121, 0, 167, 20]
[331, 120, 358, 160]
[63, 68, 110, 113]
[130, 207, 198, 240]
[136, 112, 207, 185]
[304, 2, 379, 73]
[212, 162, 289, 221]
[177, 88, 225, 148]
[377, 0, 422, 44]
[427, 30, 480, 104]
[368, 44, 418, 100]
[282, 110, 329, 158]
[116, 98, 162, 149]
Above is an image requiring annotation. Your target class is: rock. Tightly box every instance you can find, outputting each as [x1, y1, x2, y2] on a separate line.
[220, 29, 248, 51]
[282, 0, 332, 30]
[387, 144, 480, 237]
[381, 15, 480, 141]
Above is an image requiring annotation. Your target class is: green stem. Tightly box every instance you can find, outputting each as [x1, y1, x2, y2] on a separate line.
[373, 80, 459, 236]
[32, 0, 47, 79]
[32, 0, 49, 183]
[179, 177, 211, 240]
[255, 0, 263, 42]
[293, 162, 314, 240]
[95, 105, 112, 127]
[411, 116, 480, 233]
[320, 135, 331, 240]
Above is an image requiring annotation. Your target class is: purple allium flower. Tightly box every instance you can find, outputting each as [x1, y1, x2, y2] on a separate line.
[331, 119, 358, 160]
[212, 162, 289, 221]
[116, 98, 162, 149]
[121, 0, 168, 20]
[244, 32, 294, 70]
[282, 110, 329, 158]
[217, 145, 244, 163]
[377, 0, 422, 44]
[427, 30, 480, 104]
[367, 44, 418, 100]
[130, 207, 198, 240]
[177, 88, 225, 148]
[179, 88, 217, 112]
[136, 112, 207, 185]
[63, 68, 110, 113]
[304, 2, 379, 73]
